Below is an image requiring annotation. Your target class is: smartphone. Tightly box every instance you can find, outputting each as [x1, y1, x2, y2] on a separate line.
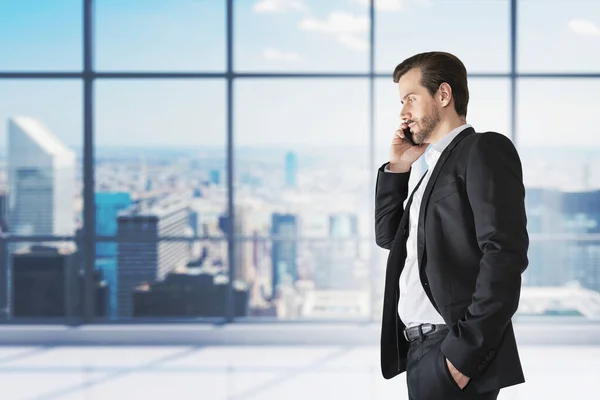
[402, 127, 417, 146]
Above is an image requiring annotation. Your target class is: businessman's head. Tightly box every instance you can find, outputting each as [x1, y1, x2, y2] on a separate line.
[393, 51, 469, 144]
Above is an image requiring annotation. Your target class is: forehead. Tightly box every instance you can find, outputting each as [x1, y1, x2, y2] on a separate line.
[397, 68, 424, 97]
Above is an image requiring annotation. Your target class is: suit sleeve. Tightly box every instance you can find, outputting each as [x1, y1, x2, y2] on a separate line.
[374, 162, 411, 249]
[440, 133, 529, 379]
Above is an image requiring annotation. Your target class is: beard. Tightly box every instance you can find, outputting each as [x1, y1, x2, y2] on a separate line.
[411, 106, 441, 145]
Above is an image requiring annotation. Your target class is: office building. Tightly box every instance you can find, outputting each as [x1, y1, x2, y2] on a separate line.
[271, 213, 298, 294]
[11, 245, 79, 318]
[116, 199, 190, 317]
[7, 116, 75, 238]
[284, 152, 297, 188]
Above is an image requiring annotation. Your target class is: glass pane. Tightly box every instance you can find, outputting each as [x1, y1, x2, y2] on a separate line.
[517, 80, 600, 151]
[375, 0, 509, 74]
[118, 238, 230, 320]
[0, 81, 81, 321]
[95, 0, 226, 71]
[236, 238, 372, 319]
[519, 79, 600, 294]
[235, 0, 369, 72]
[519, 1, 600, 72]
[95, 80, 227, 319]
[0, 1, 82, 71]
[94, 238, 231, 319]
[234, 79, 371, 319]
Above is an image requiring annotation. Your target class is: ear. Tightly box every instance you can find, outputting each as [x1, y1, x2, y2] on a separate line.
[438, 82, 452, 109]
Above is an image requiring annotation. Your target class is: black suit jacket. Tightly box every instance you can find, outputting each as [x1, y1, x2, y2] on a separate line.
[374, 127, 529, 393]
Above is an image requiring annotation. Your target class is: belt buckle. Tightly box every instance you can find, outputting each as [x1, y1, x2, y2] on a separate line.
[422, 323, 434, 334]
[403, 328, 410, 342]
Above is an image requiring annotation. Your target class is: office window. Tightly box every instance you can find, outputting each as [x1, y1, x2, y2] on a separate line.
[235, 0, 369, 72]
[519, 1, 600, 72]
[375, 0, 509, 74]
[0, 81, 81, 319]
[95, 0, 226, 71]
[95, 80, 227, 319]
[518, 79, 600, 293]
[234, 79, 371, 318]
[0, 0, 82, 71]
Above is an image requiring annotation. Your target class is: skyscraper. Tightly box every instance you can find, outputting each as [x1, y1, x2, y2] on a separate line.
[329, 213, 358, 238]
[11, 245, 79, 318]
[218, 205, 254, 283]
[284, 152, 297, 188]
[96, 192, 132, 258]
[319, 213, 362, 290]
[0, 190, 8, 232]
[116, 199, 190, 317]
[95, 192, 132, 317]
[271, 213, 297, 294]
[7, 116, 75, 238]
[209, 169, 221, 186]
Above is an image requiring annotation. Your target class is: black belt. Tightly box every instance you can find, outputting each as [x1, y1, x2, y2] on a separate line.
[403, 323, 447, 342]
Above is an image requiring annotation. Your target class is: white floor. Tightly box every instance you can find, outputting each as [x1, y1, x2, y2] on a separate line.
[0, 345, 596, 399]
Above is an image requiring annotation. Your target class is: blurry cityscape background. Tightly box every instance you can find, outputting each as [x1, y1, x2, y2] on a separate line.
[1, 0, 600, 324]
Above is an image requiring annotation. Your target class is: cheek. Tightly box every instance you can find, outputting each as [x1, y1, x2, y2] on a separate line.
[413, 106, 425, 120]
[417, 105, 434, 120]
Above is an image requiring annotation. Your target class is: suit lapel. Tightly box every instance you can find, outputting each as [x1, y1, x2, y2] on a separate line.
[389, 171, 428, 280]
[417, 128, 474, 270]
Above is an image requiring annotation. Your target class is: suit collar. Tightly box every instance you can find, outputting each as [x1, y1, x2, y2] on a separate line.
[425, 125, 472, 169]
[431, 124, 472, 154]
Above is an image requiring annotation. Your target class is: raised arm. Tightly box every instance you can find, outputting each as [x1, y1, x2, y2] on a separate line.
[374, 163, 412, 249]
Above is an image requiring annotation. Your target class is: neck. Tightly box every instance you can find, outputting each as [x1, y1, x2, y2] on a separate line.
[427, 115, 467, 144]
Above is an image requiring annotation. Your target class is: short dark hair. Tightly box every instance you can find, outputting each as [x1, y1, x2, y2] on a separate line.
[393, 51, 469, 117]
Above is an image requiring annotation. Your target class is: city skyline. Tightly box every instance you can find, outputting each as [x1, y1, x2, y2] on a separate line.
[0, 113, 599, 320]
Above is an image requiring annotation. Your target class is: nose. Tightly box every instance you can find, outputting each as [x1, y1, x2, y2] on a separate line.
[400, 106, 411, 122]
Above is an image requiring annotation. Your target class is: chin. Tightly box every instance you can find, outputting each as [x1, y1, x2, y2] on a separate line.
[417, 132, 433, 145]
[414, 134, 426, 145]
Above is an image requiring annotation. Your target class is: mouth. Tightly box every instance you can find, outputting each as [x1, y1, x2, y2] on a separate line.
[408, 122, 416, 130]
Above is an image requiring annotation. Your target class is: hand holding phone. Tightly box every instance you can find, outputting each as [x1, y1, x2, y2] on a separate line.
[388, 121, 427, 172]
[396, 120, 417, 146]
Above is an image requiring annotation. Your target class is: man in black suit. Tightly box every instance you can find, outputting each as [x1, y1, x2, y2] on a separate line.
[375, 51, 529, 400]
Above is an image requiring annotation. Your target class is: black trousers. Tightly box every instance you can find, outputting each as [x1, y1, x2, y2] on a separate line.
[406, 326, 500, 400]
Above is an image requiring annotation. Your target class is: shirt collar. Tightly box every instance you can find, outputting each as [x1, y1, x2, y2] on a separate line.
[425, 124, 471, 168]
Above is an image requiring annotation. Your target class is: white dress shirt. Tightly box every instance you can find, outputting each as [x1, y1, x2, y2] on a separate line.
[386, 124, 471, 328]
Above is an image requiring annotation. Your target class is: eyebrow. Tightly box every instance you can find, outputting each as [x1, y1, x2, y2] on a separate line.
[401, 92, 416, 103]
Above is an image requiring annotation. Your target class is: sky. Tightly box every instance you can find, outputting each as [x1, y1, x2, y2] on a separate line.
[1, 0, 600, 150]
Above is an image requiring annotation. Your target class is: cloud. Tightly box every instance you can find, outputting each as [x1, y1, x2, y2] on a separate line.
[299, 12, 369, 34]
[263, 48, 302, 62]
[337, 34, 369, 51]
[350, 0, 432, 12]
[299, 11, 369, 51]
[253, 0, 307, 13]
[351, 0, 403, 12]
[568, 19, 600, 36]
